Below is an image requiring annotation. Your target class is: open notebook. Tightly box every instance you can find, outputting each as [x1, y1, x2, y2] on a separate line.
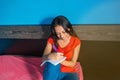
[40, 56, 66, 66]
[40, 44, 66, 66]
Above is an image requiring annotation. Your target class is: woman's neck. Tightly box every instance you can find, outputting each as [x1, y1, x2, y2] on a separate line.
[58, 35, 71, 48]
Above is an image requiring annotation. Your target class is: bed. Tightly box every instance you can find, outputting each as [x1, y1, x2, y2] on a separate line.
[0, 39, 83, 80]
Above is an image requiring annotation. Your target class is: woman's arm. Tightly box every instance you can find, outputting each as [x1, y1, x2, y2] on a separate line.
[42, 42, 52, 60]
[42, 42, 63, 61]
[61, 44, 81, 67]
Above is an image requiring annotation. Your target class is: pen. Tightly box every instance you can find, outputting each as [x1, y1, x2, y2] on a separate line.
[53, 44, 58, 52]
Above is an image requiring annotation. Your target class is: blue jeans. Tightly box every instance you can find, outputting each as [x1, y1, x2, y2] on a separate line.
[58, 72, 79, 80]
[43, 62, 79, 80]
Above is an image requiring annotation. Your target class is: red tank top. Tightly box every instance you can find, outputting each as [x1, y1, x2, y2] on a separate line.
[48, 36, 81, 72]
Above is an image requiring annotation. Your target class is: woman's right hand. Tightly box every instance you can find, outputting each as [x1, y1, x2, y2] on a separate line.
[48, 52, 63, 60]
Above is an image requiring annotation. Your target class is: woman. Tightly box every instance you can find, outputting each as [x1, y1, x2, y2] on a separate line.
[42, 15, 81, 80]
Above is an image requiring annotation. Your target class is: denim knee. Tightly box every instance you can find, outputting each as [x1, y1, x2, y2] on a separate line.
[43, 62, 60, 80]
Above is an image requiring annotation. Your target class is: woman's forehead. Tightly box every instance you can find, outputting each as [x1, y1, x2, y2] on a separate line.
[55, 25, 64, 30]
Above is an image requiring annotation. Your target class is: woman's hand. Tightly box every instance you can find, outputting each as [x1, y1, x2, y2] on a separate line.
[48, 52, 63, 60]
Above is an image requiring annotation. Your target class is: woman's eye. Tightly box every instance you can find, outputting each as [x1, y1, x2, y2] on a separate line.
[56, 31, 66, 35]
[56, 33, 60, 35]
[62, 31, 66, 34]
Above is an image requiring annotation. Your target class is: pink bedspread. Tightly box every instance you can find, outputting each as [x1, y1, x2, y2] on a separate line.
[0, 55, 83, 80]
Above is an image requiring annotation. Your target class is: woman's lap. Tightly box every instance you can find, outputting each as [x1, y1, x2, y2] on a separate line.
[58, 72, 79, 80]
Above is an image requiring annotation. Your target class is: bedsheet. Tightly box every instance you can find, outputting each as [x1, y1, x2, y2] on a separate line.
[0, 55, 83, 80]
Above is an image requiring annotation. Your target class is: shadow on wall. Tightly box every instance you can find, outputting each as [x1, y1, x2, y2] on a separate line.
[0, 39, 16, 54]
[40, 16, 54, 25]
[39, 16, 54, 38]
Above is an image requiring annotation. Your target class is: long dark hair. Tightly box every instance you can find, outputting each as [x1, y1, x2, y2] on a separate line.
[50, 15, 78, 47]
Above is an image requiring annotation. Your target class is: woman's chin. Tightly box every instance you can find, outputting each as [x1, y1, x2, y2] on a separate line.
[62, 38, 67, 41]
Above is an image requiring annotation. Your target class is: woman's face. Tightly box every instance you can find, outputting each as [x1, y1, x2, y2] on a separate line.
[54, 25, 70, 41]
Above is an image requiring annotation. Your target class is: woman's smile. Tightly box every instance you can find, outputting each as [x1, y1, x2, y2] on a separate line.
[55, 25, 70, 41]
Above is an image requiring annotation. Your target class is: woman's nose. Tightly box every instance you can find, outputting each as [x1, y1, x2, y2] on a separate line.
[60, 33, 64, 38]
